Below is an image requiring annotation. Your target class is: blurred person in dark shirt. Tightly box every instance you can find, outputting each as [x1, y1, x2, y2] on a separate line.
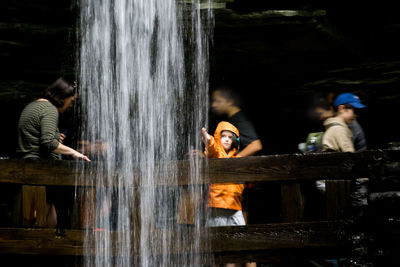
[211, 85, 262, 156]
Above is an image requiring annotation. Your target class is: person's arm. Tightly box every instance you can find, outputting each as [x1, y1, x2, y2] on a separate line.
[201, 128, 211, 146]
[236, 139, 262, 157]
[40, 107, 90, 161]
[202, 128, 219, 158]
[53, 143, 91, 162]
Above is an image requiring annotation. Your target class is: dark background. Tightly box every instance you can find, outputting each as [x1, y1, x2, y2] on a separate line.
[209, 1, 400, 154]
[1, 0, 400, 157]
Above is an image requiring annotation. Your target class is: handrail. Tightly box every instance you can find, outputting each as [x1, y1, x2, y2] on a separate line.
[1, 149, 398, 260]
[0, 221, 345, 260]
[0, 150, 396, 187]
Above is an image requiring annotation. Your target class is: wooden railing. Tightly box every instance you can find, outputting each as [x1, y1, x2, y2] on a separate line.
[0, 149, 398, 263]
[0, 150, 387, 186]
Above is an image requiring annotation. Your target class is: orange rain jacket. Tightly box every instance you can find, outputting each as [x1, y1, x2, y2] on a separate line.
[205, 121, 245, 211]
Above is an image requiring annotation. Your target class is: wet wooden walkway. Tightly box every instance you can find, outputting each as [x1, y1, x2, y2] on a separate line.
[0, 150, 398, 263]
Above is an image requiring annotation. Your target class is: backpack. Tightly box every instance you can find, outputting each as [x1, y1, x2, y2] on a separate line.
[305, 122, 342, 153]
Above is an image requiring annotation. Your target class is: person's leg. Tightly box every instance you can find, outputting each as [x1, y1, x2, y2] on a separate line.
[229, 210, 245, 226]
[46, 203, 57, 227]
[45, 185, 58, 228]
[55, 186, 75, 228]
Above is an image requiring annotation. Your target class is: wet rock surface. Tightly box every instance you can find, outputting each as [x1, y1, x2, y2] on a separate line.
[343, 150, 400, 266]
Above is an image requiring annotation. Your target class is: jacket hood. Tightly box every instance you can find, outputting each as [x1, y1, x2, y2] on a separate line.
[323, 117, 347, 129]
[214, 121, 239, 146]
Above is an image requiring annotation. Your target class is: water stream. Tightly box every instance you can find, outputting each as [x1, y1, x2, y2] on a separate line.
[77, 0, 213, 266]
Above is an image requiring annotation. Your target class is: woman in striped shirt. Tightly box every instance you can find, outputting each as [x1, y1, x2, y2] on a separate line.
[17, 77, 90, 227]
[17, 77, 90, 161]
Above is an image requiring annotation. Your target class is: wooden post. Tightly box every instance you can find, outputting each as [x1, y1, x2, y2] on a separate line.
[177, 186, 203, 225]
[281, 182, 305, 222]
[22, 185, 47, 227]
[325, 180, 352, 219]
[177, 189, 196, 225]
[78, 187, 96, 229]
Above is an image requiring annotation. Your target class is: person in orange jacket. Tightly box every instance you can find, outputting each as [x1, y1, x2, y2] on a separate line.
[202, 121, 257, 267]
[202, 121, 246, 227]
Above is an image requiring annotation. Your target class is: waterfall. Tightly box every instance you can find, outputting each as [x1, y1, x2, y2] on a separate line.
[77, 0, 213, 266]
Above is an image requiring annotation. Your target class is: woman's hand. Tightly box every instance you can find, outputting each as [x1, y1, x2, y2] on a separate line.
[72, 151, 91, 162]
[59, 133, 66, 144]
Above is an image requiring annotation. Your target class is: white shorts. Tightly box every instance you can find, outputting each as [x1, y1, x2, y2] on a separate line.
[206, 208, 245, 227]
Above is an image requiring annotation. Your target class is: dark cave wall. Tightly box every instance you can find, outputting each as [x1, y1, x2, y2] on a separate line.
[209, 3, 400, 154]
[1, 1, 400, 157]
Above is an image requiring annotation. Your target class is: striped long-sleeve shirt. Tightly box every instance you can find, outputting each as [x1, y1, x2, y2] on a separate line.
[17, 100, 60, 159]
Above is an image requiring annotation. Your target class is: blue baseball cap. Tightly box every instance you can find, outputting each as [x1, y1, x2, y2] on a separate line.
[333, 93, 366, 108]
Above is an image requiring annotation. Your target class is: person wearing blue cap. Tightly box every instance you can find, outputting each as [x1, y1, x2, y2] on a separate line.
[322, 93, 367, 152]
[333, 93, 367, 109]
[336, 94, 367, 151]
[324, 93, 369, 226]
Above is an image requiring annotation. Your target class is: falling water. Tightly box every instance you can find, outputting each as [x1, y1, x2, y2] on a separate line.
[77, 0, 213, 266]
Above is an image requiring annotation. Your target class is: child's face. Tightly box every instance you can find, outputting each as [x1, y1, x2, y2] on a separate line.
[221, 130, 234, 151]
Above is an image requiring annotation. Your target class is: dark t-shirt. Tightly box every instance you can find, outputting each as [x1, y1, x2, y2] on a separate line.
[348, 119, 367, 151]
[228, 111, 259, 150]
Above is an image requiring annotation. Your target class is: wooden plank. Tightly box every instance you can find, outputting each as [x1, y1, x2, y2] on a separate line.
[0, 228, 86, 255]
[0, 247, 346, 266]
[22, 185, 47, 227]
[0, 221, 345, 257]
[326, 180, 352, 219]
[0, 150, 396, 186]
[212, 247, 345, 265]
[0, 159, 80, 186]
[202, 150, 386, 185]
[281, 182, 305, 222]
